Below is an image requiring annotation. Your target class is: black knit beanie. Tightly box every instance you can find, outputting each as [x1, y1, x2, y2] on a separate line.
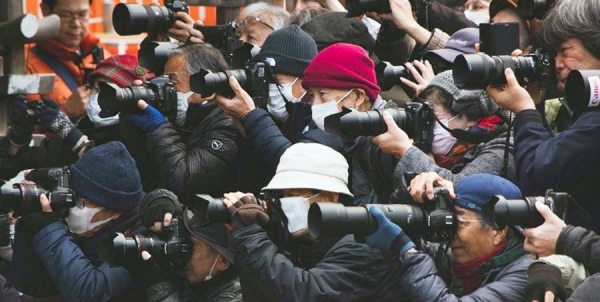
[70, 141, 143, 212]
[257, 25, 318, 77]
[301, 12, 374, 53]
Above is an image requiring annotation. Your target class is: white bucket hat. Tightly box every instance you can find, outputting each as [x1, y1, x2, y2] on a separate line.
[263, 143, 353, 197]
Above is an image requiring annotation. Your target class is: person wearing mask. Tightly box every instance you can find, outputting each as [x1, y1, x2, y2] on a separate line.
[1, 55, 153, 180]
[121, 189, 243, 302]
[10, 141, 145, 301]
[0, 55, 154, 179]
[372, 70, 515, 203]
[220, 143, 402, 301]
[366, 173, 531, 300]
[119, 43, 239, 201]
[486, 0, 600, 233]
[235, 2, 290, 47]
[28, 0, 111, 118]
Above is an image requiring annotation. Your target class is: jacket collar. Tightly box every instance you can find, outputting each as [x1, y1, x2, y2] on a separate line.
[37, 33, 101, 60]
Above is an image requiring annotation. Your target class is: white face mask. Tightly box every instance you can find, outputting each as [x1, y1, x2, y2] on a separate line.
[268, 77, 306, 123]
[279, 193, 319, 234]
[65, 205, 113, 235]
[87, 93, 119, 128]
[311, 89, 354, 131]
[175, 91, 194, 127]
[204, 254, 220, 281]
[464, 9, 489, 25]
[432, 115, 460, 155]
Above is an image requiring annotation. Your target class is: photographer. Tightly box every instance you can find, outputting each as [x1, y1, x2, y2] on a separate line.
[236, 2, 290, 47]
[221, 143, 401, 301]
[29, 0, 112, 118]
[374, 70, 514, 203]
[119, 43, 238, 199]
[10, 141, 145, 301]
[486, 0, 600, 233]
[1, 55, 154, 180]
[215, 43, 399, 205]
[365, 172, 531, 300]
[124, 189, 242, 302]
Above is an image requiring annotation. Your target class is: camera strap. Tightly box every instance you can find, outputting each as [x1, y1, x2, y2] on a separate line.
[31, 46, 79, 93]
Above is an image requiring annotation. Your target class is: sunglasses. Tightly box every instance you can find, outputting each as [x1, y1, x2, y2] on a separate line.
[235, 16, 274, 31]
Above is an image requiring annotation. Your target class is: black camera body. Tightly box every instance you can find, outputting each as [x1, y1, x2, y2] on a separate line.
[518, 0, 555, 20]
[453, 49, 555, 89]
[482, 190, 575, 229]
[195, 23, 244, 67]
[98, 76, 178, 118]
[190, 61, 269, 108]
[345, 0, 429, 17]
[324, 102, 434, 152]
[99, 217, 191, 268]
[479, 22, 520, 56]
[112, 0, 188, 36]
[308, 188, 456, 242]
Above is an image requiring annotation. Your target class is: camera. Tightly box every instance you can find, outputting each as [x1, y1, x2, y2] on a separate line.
[324, 102, 434, 152]
[375, 61, 421, 92]
[189, 60, 269, 108]
[453, 49, 555, 89]
[479, 23, 520, 56]
[98, 76, 177, 118]
[0, 167, 75, 216]
[112, 0, 188, 36]
[346, 0, 429, 18]
[564, 70, 600, 113]
[308, 188, 456, 242]
[98, 217, 190, 267]
[195, 23, 244, 67]
[193, 194, 268, 224]
[518, 0, 555, 20]
[138, 41, 178, 75]
[482, 190, 573, 229]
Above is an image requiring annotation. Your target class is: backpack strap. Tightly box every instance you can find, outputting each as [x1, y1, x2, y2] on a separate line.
[31, 46, 79, 93]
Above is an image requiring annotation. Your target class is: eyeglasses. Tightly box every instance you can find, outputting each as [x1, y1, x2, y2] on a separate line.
[58, 11, 90, 24]
[235, 16, 274, 31]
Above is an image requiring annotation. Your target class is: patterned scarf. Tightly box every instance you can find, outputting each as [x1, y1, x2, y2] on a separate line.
[434, 114, 504, 169]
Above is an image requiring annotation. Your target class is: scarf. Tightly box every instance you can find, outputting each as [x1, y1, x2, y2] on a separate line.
[434, 114, 504, 169]
[453, 238, 508, 294]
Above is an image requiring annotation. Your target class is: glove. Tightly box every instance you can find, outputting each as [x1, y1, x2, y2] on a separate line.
[142, 190, 183, 229]
[16, 212, 60, 236]
[527, 262, 567, 302]
[120, 104, 166, 132]
[8, 95, 35, 146]
[227, 195, 269, 231]
[38, 97, 87, 151]
[124, 253, 169, 287]
[366, 205, 415, 255]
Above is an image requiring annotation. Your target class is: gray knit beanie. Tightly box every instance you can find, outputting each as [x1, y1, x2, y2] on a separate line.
[428, 70, 500, 119]
[257, 25, 318, 77]
[70, 141, 143, 211]
[301, 12, 373, 53]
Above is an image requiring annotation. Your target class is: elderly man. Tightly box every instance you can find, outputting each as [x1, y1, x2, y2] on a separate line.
[366, 173, 531, 300]
[29, 0, 111, 118]
[235, 2, 289, 47]
[487, 0, 600, 233]
[220, 143, 401, 301]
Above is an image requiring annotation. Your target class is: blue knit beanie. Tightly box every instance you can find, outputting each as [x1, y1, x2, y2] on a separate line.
[70, 141, 143, 211]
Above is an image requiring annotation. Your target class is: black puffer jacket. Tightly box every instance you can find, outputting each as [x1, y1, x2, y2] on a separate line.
[229, 224, 402, 302]
[557, 225, 600, 275]
[122, 103, 239, 200]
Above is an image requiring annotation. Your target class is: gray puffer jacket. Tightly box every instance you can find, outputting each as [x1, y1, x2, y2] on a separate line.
[398, 234, 531, 301]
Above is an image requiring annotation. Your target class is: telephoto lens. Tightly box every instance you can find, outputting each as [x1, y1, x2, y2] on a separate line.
[518, 0, 555, 20]
[112, 4, 173, 36]
[375, 61, 415, 91]
[453, 53, 539, 89]
[98, 76, 177, 117]
[195, 194, 231, 223]
[189, 69, 248, 98]
[324, 108, 415, 138]
[564, 70, 600, 113]
[0, 183, 75, 216]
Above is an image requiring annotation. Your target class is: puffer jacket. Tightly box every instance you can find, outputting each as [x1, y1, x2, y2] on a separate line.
[556, 225, 600, 275]
[391, 131, 515, 203]
[229, 224, 402, 302]
[398, 234, 531, 301]
[121, 103, 239, 199]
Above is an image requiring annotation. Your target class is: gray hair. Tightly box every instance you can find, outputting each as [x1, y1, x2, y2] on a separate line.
[242, 2, 290, 30]
[289, 6, 330, 26]
[168, 43, 229, 75]
[537, 0, 600, 60]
